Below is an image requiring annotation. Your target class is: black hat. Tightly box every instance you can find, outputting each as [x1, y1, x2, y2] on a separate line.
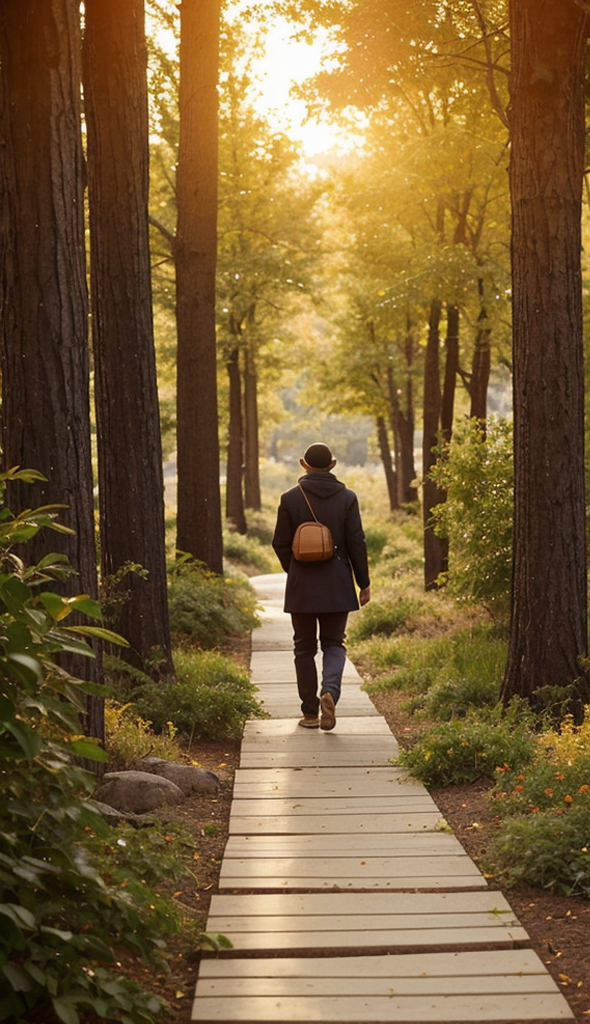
[300, 442, 336, 471]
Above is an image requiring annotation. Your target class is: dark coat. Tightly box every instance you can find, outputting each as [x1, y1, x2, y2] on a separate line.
[272, 471, 370, 614]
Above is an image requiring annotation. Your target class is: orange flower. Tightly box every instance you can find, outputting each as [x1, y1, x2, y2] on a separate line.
[530, 806, 540, 813]
[554, 773, 565, 781]
[564, 795, 573, 804]
[579, 784, 590, 793]
[517, 774, 525, 781]
[514, 785, 524, 792]
[544, 788, 554, 795]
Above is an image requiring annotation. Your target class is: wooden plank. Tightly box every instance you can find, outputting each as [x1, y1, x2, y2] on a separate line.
[232, 767, 420, 796]
[252, 688, 380, 718]
[191, 992, 573, 1022]
[243, 718, 391, 737]
[195, 974, 558, 998]
[202, 925, 527, 951]
[230, 797, 438, 819]
[239, 746, 398, 769]
[229, 812, 445, 834]
[208, 891, 513, 917]
[219, 854, 483, 883]
[207, 909, 520, 934]
[197, 948, 553, 978]
[224, 833, 464, 856]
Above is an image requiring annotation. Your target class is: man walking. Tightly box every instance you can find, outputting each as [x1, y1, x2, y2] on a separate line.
[272, 442, 371, 730]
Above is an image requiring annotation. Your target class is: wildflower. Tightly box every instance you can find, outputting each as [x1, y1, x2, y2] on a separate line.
[514, 785, 524, 792]
[530, 806, 540, 813]
[517, 774, 525, 781]
[555, 772, 565, 780]
[544, 788, 554, 795]
[579, 784, 590, 793]
[564, 795, 573, 804]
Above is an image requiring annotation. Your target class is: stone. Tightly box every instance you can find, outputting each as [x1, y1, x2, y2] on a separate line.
[137, 757, 221, 796]
[93, 770, 185, 814]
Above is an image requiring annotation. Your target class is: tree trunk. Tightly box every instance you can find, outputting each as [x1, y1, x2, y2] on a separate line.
[243, 339, 262, 511]
[398, 320, 418, 505]
[225, 345, 247, 534]
[501, 0, 590, 712]
[376, 415, 397, 513]
[83, 0, 174, 680]
[422, 298, 448, 589]
[441, 303, 459, 443]
[175, 0, 223, 573]
[470, 279, 491, 425]
[0, 0, 102, 739]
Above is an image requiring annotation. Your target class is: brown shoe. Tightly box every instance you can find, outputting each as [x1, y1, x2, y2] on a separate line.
[298, 715, 320, 728]
[320, 692, 336, 730]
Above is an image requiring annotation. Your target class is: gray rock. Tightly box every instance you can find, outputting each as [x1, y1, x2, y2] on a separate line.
[93, 770, 185, 814]
[89, 800, 145, 827]
[137, 757, 220, 796]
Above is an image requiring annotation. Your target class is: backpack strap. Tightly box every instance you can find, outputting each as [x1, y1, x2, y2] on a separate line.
[298, 482, 320, 523]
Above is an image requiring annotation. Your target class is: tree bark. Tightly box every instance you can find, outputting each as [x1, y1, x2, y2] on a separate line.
[243, 339, 262, 511]
[501, 0, 590, 712]
[376, 415, 398, 513]
[470, 279, 491, 425]
[441, 303, 459, 443]
[225, 345, 247, 534]
[397, 320, 418, 505]
[0, 0, 102, 738]
[83, 0, 174, 679]
[175, 0, 223, 573]
[422, 298, 448, 589]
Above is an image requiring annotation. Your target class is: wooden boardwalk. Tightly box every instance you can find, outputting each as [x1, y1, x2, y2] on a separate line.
[192, 573, 573, 1023]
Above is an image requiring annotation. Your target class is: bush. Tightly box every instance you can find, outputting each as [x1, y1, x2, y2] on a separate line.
[348, 596, 424, 643]
[484, 709, 590, 894]
[0, 469, 167, 1023]
[396, 701, 537, 786]
[430, 416, 513, 618]
[104, 701, 185, 767]
[406, 630, 506, 719]
[132, 648, 266, 741]
[167, 558, 259, 647]
[223, 528, 276, 574]
[485, 798, 590, 896]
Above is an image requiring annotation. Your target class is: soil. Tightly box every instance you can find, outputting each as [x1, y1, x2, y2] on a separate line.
[124, 686, 590, 1024]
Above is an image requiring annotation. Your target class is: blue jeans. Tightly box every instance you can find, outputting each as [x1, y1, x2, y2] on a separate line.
[291, 612, 348, 717]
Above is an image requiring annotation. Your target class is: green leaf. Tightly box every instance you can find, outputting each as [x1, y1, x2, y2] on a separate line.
[69, 738, 108, 762]
[0, 903, 36, 931]
[52, 997, 80, 1024]
[1, 721, 42, 760]
[66, 625, 130, 646]
[1, 963, 32, 992]
[40, 592, 68, 621]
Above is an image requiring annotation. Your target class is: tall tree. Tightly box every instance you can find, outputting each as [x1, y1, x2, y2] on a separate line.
[500, 0, 590, 711]
[83, 0, 174, 678]
[175, 0, 223, 572]
[0, 0, 102, 738]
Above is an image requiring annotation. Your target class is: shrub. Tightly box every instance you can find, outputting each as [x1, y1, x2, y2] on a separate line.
[396, 701, 537, 786]
[0, 469, 167, 1023]
[104, 700, 185, 767]
[223, 528, 276, 574]
[167, 557, 259, 647]
[430, 416, 513, 618]
[485, 798, 590, 896]
[348, 596, 424, 643]
[409, 631, 506, 719]
[132, 648, 267, 741]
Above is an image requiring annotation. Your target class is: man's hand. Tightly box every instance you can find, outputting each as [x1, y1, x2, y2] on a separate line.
[359, 586, 371, 606]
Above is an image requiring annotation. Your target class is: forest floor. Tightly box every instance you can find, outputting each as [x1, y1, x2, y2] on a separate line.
[125, 684, 590, 1024]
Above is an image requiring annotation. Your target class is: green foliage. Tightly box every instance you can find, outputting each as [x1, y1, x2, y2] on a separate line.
[131, 648, 266, 741]
[0, 469, 167, 1023]
[104, 701, 185, 767]
[484, 711, 590, 894]
[430, 416, 513, 618]
[396, 701, 537, 787]
[348, 596, 425, 643]
[167, 557, 259, 647]
[223, 528, 276, 574]
[403, 630, 506, 719]
[363, 525, 389, 563]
